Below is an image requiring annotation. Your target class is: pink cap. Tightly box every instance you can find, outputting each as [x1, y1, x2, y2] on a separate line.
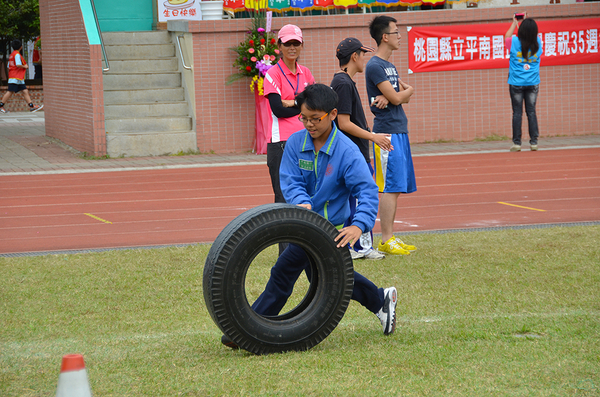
[278, 24, 303, 43]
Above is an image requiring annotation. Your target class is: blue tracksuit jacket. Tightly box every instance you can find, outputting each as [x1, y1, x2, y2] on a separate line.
[280, 122, 379, 233]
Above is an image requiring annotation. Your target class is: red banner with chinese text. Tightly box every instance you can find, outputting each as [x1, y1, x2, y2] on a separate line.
[407, 18, 600, 73]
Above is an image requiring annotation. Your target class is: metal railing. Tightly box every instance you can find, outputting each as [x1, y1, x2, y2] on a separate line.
[90, 0, 110, 72]
[176, 35, 192, 71]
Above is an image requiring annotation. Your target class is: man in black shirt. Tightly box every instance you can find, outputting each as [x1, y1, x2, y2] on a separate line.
[331, 37, 393, 260]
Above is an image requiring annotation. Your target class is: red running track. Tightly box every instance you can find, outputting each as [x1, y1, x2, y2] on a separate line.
[1, 148, 599, 254]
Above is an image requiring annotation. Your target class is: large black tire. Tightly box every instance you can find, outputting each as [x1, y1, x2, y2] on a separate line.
[203, 203, 354, 355]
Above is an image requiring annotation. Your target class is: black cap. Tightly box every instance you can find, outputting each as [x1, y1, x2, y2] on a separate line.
[336, 37, 375, 60]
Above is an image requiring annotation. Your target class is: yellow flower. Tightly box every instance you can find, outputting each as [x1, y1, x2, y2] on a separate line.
[250, 75, 259, 93]
[250, 76, 265, 95]
[257, 77, 264, 96]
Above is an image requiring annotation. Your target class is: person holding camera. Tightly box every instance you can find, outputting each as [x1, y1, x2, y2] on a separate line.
[505, 13, 543, 152]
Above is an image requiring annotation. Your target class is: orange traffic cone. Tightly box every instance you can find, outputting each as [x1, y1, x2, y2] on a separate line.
[55, 354, 92, 397]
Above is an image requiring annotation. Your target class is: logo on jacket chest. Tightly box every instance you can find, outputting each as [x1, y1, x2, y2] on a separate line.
[299, 159, 314, 171]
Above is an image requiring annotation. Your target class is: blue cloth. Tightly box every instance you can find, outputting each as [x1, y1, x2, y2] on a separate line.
[280, 122, 379, 233]
[365, 56, 409, 134]
[344, 162, 375, 253]
[508, 36, 543, 86]
[373, 133, 417, 194]
[290, 0, 313, 9]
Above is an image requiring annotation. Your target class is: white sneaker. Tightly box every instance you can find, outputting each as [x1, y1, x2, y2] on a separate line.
[350, 249, 365, 260]
[363, 248, 385, 260]
[376, 287, 397, 335]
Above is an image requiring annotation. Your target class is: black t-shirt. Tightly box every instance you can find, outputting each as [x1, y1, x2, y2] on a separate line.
[330, 72, 370, 163]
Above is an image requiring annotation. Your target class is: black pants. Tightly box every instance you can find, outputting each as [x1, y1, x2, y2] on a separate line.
[251, 244, 384, 316]
[267, 141, 287, 203]
[267, 141, 288, 255]
[34, 64, 42, 81]
[509, 84, 540, 145]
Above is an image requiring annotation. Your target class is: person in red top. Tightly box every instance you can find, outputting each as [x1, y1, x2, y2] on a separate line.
[32, 36, 42, 81]
[263, 24, 315, 204]
[0, 39, 43, 113]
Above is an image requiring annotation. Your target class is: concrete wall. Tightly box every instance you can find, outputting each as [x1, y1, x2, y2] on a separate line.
[39, 0, 106, 156]
[39, 2, 598, 156]
[179, 3, 599, 154]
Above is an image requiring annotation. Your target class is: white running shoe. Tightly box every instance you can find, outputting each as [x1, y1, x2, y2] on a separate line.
[376, 287, 397, 335]
[363, 248, 385, 260]
[350, 249, 365, 260]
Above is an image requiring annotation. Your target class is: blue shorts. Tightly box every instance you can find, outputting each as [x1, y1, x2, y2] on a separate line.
[8, 84, 27, 93]
[373, 133, 417, 194]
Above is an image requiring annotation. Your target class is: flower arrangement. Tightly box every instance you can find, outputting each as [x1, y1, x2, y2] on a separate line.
[226, 14, 280, 95]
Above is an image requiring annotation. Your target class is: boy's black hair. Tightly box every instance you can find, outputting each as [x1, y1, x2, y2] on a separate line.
[369, 15, 397, 46]
[338, 50, 362, 68]
[11, 39, 22, 51]
[295, 83, 338, 114]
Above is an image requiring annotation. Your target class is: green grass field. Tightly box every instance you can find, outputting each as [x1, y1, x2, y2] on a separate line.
[2, 226, 599, 396]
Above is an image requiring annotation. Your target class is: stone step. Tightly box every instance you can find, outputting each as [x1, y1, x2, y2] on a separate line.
[105, 116, 192, 133]
[103, 87, 185, 104]
[105, 102, 189, 118]
[106, 130, 197, 158]
[100, 31, 195, 158]
[103, 73, 181, 91]
[106, 58, 178, 74]
[105, 43, 175, 60]
[102, 31, 171, 46]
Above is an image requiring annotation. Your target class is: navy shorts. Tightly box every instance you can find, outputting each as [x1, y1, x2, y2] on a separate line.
[8, 84, 27, 93]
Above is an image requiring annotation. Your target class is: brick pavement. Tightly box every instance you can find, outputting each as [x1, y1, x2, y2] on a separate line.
[1, 111, 599, 175]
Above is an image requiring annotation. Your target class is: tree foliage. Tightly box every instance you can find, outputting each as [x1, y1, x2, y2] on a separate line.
[1, 0, 40, 80]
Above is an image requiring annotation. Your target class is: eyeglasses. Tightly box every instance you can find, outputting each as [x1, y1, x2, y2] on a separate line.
[298, 112, 329, 125]
[385, 31, 400, 36]
[282, 41, 302, 47]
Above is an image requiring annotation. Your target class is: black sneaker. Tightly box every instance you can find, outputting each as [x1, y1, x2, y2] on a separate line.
[376, 287, 397, 335]
[221, 335, 240, 350]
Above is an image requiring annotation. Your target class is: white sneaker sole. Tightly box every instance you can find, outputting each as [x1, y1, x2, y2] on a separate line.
[383, 287, 398, 335]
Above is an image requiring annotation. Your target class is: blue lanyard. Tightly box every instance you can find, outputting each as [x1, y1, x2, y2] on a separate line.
[277, 62, 300, 95]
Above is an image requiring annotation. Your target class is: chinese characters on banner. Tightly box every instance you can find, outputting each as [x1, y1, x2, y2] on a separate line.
[158, 0, 202, 22]
[407, 18, 599, 73]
